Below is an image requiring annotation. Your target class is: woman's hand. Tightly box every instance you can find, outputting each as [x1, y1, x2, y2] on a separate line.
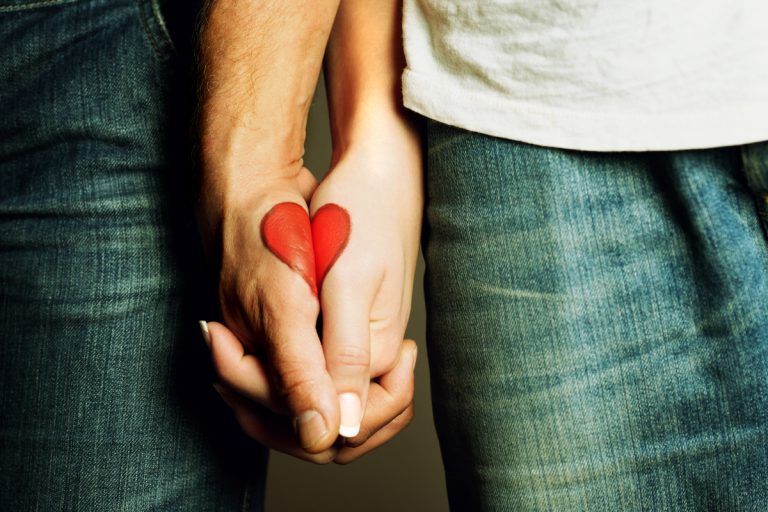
[309, 126, 423, 454]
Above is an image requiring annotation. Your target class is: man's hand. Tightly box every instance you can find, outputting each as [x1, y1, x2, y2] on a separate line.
[196, 0, 347, 461]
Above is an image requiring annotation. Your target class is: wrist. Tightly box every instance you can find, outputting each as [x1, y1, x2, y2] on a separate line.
[328, 102, 423, 168]
[198, 106, 306, 174]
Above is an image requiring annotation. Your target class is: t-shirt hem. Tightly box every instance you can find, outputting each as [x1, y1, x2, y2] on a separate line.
[402, 69, 768, 152]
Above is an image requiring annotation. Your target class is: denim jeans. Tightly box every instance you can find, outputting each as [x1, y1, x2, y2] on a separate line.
[0, 1, 267, 509]
[423, 120, 768, 511]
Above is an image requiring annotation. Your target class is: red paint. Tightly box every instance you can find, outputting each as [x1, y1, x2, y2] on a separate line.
[261, 202, 351, 295]
[261, 202, 317, 295]
[311, 203, 351, 292]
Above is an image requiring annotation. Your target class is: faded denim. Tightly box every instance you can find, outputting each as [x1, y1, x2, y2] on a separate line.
[423, 120, 768, 511]
[0, 1, 267, 510]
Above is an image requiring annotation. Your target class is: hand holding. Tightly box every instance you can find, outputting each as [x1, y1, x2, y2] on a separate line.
[198, 166, 345, 462]
[204, 322, 417, 464]
[204, 129, 423, 463]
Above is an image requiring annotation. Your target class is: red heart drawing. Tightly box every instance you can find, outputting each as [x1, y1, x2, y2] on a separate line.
[261, 202, 351, 295]
[261, 202, 317, 295]
[311, 203, 351, 292]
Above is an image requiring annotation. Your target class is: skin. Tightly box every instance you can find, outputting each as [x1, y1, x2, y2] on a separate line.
[197, 0, 422, 464]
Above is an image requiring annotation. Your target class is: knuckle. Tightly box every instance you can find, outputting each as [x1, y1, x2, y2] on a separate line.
[374, 341, 401, 376]
[395, 404, 416, 427]
[343, 430, 371, 449]
[396, 405, 415, 429]
[211, 351, 236, 382]
[384, 403, 415, 435]
[390, 369, 416, 408]
[275, 366, 319, 402]
[306, 450, 337, 465]
[400, 380, 415, 407]
[328, 344, 370, 370]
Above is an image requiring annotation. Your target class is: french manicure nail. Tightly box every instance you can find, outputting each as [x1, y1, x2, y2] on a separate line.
[338, 392, 362, 438]
[199, 320, 211, 347]
[294, 410, 328, 450]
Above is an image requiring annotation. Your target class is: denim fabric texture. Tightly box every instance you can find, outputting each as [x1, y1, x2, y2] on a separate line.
[0, 0, 267, 509]
[423, 120, 768, 511]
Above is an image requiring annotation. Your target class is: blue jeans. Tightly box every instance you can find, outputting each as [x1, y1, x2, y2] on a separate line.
[0, 1, 267, 509]
[423, 120, 768, 511]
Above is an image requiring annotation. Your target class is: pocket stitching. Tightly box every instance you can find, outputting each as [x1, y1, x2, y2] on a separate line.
[149, 0, 174, 52]
[136, 0, 175, 61]
[0, 0, 80, 13]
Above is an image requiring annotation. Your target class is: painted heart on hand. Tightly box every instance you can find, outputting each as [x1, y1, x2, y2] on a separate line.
[260, 202, 318, 295]
[311, 203, 351, 292]
[260, 201, 351, 295]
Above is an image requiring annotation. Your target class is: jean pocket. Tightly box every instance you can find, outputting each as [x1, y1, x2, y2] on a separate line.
[426, 119, 473, 158]
[742, 140, 768, 237]
[0, 0, 83, 12]
[136, 0, 175, 61]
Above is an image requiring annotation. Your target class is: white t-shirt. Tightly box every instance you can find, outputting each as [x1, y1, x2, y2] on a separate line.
[402, 1, 768, 151]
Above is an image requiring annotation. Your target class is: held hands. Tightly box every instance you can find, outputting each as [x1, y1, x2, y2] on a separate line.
[194, 0, 420, 465]
[200, 137, 422, 463]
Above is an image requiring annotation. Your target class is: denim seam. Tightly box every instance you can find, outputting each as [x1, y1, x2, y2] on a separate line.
[241, 476, 252, 512]
[741, 143, 768, 242]
[742, 144, 768, 191]
[135, 0, 174, 61]
[149, 0, 174, 52]
[0, 0, 79, 13]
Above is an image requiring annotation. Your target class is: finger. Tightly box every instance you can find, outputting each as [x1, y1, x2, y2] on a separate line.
[201, 321, 287, 414]
[334, 404, 415, 465]
[296, 167, 318, 202]
[320, 275, 374, 438]
[368, 270, 412, 378]
[369, 326, 404, 378]
[261, 279, 341, 453]
[343, 339, 417, 448]
[212, 383, 339, 465]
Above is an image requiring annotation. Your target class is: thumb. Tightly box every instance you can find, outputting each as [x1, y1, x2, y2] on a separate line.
[321, 274, 372, 438]
[261, 281, 342, 452]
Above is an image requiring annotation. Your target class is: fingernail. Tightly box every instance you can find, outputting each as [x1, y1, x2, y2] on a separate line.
[294, 410, 328, 449]
[199, 320, 210, 347]
[410, 346, 418, 372]
[338, 392, 362, 438]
